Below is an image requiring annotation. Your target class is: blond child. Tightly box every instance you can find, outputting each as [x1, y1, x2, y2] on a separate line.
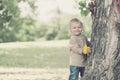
[69, 18, 91, 80]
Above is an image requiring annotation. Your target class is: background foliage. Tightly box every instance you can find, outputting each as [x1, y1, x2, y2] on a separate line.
[0, 0, 91, 42]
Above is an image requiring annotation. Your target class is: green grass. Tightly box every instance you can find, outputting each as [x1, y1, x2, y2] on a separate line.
[0, 47, 69, 68]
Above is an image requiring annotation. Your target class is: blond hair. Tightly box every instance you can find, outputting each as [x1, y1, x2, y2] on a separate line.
[69, 18, 83, 27]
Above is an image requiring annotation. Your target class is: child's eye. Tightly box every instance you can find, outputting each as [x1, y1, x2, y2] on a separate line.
[78, 26, 81, 28]
[73, 27, 76, 29]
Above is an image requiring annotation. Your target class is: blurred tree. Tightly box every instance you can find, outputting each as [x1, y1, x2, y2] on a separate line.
[0, 0, 20, 42]
[0, 0, 36, 42]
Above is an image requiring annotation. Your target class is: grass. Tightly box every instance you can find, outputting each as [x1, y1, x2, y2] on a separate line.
[0, 43, 69, 68]
[0, 41, 70, 80]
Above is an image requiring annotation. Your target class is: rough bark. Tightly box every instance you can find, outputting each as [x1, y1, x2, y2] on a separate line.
[83, 0, 120, 80]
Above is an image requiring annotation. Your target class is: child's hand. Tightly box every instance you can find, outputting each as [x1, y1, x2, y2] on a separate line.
[87, 47, 91, 53]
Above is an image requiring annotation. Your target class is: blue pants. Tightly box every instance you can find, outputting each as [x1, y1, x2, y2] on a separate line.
[69, 66, 85, 80]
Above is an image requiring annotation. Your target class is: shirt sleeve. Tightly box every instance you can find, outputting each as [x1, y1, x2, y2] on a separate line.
[69, 37, 83, 55]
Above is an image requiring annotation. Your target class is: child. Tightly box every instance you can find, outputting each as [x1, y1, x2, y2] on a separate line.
[68, 18, 91, 80]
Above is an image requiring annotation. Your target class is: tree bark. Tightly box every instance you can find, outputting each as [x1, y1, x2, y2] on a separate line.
[83, 0, 120, 80]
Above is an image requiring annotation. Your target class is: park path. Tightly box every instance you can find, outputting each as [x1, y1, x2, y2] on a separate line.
[0, 67, 69, 80]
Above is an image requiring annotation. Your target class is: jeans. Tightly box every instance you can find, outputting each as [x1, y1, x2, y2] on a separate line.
[69, 66, 85, 80]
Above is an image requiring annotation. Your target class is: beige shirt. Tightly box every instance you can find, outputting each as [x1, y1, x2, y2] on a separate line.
[69, 34, 87, 67]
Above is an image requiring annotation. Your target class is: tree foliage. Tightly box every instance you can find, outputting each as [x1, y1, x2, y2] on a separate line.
[79, 0, 90, 16]
[0, 0, 36, 42]
[0, 0, 92, 42]
[0, 0, 19, 42]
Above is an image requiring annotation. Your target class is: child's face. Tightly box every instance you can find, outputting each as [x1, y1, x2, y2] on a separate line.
[70, 22, 82, 36]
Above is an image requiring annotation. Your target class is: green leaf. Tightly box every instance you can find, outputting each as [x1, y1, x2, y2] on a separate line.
[79, 1, 90, 16]
[80, 9, 90, 16]
[79, 1, 86, 7]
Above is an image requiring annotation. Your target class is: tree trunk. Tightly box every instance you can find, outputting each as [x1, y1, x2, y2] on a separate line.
[83, 0, 120, 80]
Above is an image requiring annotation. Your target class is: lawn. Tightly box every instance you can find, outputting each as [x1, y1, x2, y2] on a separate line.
[0, 40, 69, 68]
[0, 40, 70, 80]
[0, 47, 69, 68]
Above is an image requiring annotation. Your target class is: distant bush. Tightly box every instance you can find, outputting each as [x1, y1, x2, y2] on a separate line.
[36, 27, 47, 38]
[45, 28, 58, 40]
[16, 25, 36, 41]
[56, 29, 70, 40]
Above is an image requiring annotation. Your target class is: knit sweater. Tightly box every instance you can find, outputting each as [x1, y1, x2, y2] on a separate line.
[69, 34, 87, 67]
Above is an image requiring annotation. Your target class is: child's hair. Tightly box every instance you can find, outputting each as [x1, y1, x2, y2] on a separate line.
[69, 18, 83, 27]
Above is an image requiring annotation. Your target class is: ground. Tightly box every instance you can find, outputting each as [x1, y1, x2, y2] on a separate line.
[0, 40, 69, 80]
[0, 67, 69, 80]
